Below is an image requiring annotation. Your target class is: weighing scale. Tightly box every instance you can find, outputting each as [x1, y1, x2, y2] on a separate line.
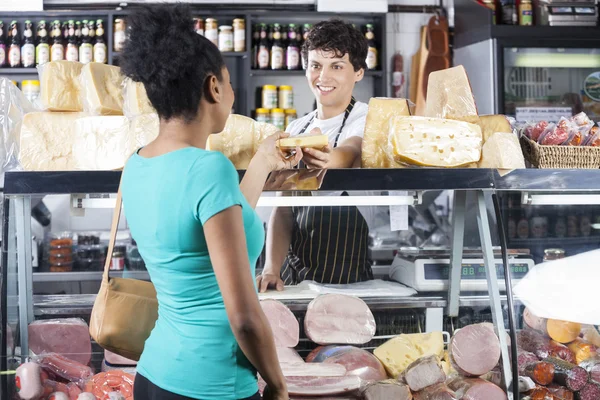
[536, 0, 598, 26]
[389, 248, 535, 292]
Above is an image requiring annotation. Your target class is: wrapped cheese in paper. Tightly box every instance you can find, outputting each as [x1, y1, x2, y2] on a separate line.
[73, 116, 132, 170]
[478, 132, 525, 169]
[80, 62, 124, 115]
[123, 78, 154, 118]
[388, 116, 482, 167]
[38, 61, 84, 112]
[424, 65, 479, 124]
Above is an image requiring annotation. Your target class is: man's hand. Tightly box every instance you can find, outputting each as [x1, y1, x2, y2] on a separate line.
[256, 273, 285, 293]
[302, 127, 331, 169]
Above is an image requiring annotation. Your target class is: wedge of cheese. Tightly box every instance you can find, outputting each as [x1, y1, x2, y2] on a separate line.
[130, 113, 160, 151]
[390, 116, 482, 167]
[123, 78, 154, 118]
[362, 97, 411, 168]
[19, 112, 84, 171]
[278, 135, 328, 149]
[478, 132, 525, 169]
[81, 62, 124, 115]
[424, 66, 479, 123]
[374, 332, 444, 378]
[478, 114, 513, 142]
[207, 114, 279, 169]
[40, 61, 84, 112]
[73, 116, 132, 170]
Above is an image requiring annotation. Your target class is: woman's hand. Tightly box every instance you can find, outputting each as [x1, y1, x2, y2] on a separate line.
[302, 128, 331, 169]
[256, 132, 303, 172]
[263, 385, 289, 400]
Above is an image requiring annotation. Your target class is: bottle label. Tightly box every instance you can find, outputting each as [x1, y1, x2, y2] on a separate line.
[114, 30, 126, 51]
[51, 44, 64, 61]
[234, 29, 245, 52]
[271, 46, 284, 69]
[22, 43, 35, 67]
[258, 47, 270, 68]
[366, 48, 378, 70]
[205, 29, 218, 45]
[94, 43, 107, 63]
[66, 45, 78, 62]
[36, 43, 50, 65]
[0, 45, 6, 67]
[286, 47, 300, 70]
[9, 45, 20, 67]
[79, 43, 93, 64]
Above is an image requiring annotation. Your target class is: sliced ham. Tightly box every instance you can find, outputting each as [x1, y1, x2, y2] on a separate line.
[286, 376, 362, 396]
[413, 383, 458, 400]
[304, 294, 376, 345]
[446, 377, 507, 400]
[307, 346, 387, 381]
[403, 355, 446, 391]
[450, 324, 501, 376]
[260, 299, 300, 348]
[277, 347, 305, 364]
[28, 318, 92, 366]
[361, 380, 412, 400]
[281, 362, 347, 377]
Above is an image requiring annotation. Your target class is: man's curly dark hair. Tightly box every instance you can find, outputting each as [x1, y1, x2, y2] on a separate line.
[119, 4, 225, 122]
[301, 19, 368, 72]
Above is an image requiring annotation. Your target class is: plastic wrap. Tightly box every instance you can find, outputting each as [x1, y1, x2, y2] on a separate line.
[84, 371, 134, 400]
[519, 112, 597, 147]
[514, 249, 600, 325]
[304, 294, 376, 346]
[412, 383, 458, 400]
[38, 61, 84, 112]
[546, 385, 574, 400]
[29, 318, 92, 366]
[388, 116, 482, 167]
[280, 362, 346, 377]
[584, 126, 600, 146]
[285, 376, 362, 397]
[580, 356, 600, 384]
[80, 63, 124, 115]
[360, 380, 412, 400]
[403, 355, 446, 391]
[259, 299, 299, 348]
[73, 116, 132, 170]
[478, 131, 525, 169]
[565, 338, 597, 364]
[361, 97, 411, 168]
[423, 65, 479, 123]
[582, 326, 600, 347]
[373, 332, 444, 378]
[42, 380, 70, 397]
[36, 353, 94, 385]
[122, 78, 154, 119]
[477, 114, 513, 142]
[447, 377, 507, 400]
[449, 323, 501, 376]
[523, 307, 548, 332]
[0, 78, 35, 172]
[521, 361, 555, 385]
[15, 362, 44, 400]
[306, 346, 387, 381]
[306, 279, 417, 297]
[517, 329, 576, 363]
[206, 114, 279, 169]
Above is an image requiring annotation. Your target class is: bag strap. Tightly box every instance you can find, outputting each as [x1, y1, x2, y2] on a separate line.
[102, 163, 128, 284]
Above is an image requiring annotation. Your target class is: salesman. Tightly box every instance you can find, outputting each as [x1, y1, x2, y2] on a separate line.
[257, 19, 374, 291]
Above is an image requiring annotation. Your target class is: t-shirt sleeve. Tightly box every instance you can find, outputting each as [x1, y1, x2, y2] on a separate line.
[189, 152, 243, 225]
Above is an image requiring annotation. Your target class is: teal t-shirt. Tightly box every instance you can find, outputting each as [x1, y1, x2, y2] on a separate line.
[121, 148, 264, 399]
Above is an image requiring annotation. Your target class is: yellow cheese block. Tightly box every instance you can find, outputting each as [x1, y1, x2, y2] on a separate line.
[390, 116, 482, 167]
[73, 116, 132, 170]
[207, 114, 279, 169]
[40, 61, 83, 112]
[362, 97, 411, 168]
[81, 62, 124, 115]
[123, 78, 154, 117]
[19, 112, 84, 171]
[424, 66, 478, 122]
[478, 132, 525, 169]
[374, 331, 444, 378]
[478, 114, 513, 143]
[277, 135, 328, 149]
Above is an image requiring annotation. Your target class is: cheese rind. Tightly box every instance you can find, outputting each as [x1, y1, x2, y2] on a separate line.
[123, 78, 154, 118]
[424, 66, 478, 122]
[362, 97, 411, 168]
[278, 135, 328, 149]
[374, 332, 444, 378]
[81, 62, 124, 115]
[73, 116, 132, 170]
[390, 116, 482, 167]
[478, 114, 513, 143]
[40, 61, 84, 112]
[19, 112, 84, 171]
[478, 132, 525, 169]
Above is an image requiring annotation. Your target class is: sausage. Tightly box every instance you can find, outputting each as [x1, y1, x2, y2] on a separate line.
[15, 362, 44, 400]
[450, 324, 501, 376]
[43, 380, 70, 397]
[519, 330, 553, 359]
[518, 351, 541, 372]
[68, 382, 82, 400]
[446, 377, 507, 400]
[546, 384, 574, 400]
[549, 341, 576, 364]
[527, 386, 553, 400]
[544, 357, 588, 391]
[38, 353, 93, 384]
[567, 338, 598, 364]
[84, 371, 134, 400]
[522, 361, 555, 385]
[577, 382, 600, 400]
[579, 355, 600, 384]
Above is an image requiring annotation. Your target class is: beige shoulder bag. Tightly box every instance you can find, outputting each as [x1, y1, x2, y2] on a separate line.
[89, 174, 159, 361]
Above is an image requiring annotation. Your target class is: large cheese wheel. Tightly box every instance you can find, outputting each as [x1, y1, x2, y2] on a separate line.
[547, 319, 581, 344]
[260, 299, 299, 348]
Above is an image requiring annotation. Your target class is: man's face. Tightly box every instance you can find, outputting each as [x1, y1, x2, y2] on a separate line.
[306, 50, 364, 110]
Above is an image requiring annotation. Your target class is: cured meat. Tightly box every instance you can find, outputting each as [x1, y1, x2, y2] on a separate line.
[280, 362, 347, 377]
[522, 361, 555, 385]
[28, 318, 92, 365]
[260, 299, 300, 348]
[15, 362, 44, 400]
[84, 371, 134, 400]
[307, 346, 387, 381]
[527, 386, 553, 400]
[579, 355, 600, 384]
[304, 294, 376, 345]
[286, 376, 362, 396]
[403, 355, 446, 391]
[42, 380, 70, 397]
[412, 383, 458, 400]
[450, 324, 501, 376]
[518, 330, 576, 363]
[549, 341, 576, 364]
[577, 382, 600, 400]
[546, 384, 574, 400]
[523, 308, 547, 332]
[483, 369, 535, 393]
[277, 347, 305, 364]
[567, 338, 598, 364]
[447, 377, 507, 400]
[518, 351, 541, 371]
[68, 383, 83, 400]
[361, 380, 412, 400]
[544, 357, 588, 391]
[37, 353, 93, 384]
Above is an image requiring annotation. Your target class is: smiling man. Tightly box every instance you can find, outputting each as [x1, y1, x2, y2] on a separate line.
[257, 19, 374, 290]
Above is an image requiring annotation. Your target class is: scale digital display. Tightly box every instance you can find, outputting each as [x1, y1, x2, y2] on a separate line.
[424, 263, 530, 280]
[551, 6, 574, 13]
[574, 7, 595, 13]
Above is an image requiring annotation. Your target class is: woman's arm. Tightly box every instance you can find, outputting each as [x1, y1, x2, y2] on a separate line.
[204, 206, 287, 396]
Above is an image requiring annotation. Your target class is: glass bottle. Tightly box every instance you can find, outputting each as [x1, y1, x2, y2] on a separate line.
[93, 19, 107, 63]
[286, 24, 300, 70]
[270, 23, 284, 70]
[50, 20, 64, 62]
[79, 20, 93, 64]
[21, 20, 35, 68]
[35, 20, 50, 66]
[65, 20, 78, 62]
[0, 21, 6, 68]
[365, 24, 378, 70]
[257, 24, 270, 70]
[8, 21, 20, 68]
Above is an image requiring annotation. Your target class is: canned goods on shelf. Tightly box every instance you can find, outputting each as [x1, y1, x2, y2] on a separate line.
[278, 85, 293, 109]
[262, 85, 278, 109]
[271, 108, 285, 131]
[256, 108, 270, 124]
[218, 25, 233, 52]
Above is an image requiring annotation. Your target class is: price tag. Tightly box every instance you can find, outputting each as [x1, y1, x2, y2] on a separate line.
[389, 190, 408, 231]
[515, 107, 572, 123]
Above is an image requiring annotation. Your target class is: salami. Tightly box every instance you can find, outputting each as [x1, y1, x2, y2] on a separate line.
[404, 355, 446, 391]
[37, 354, 93, 384]
[413, 383, 458, 400]
[518, 351, 541, 371]
[84, 371, 134, 400]
[527, 386, 553, 400]
[260, 299, 300, 348]
[577, 382, 600, 400]
[579, 355, 600, 384]
[286, 376, 362, 396]
[544, 357, 588, 391]
[447, 377, 507, 400]
[361, 380, 412, 400]
[450, 324, 501, 376]
[304, 294, 375, 345]
[549, 341, 576, 364]
[518, 330, 576, 363]
[546, 384, 574, 400]
[522, 361, 555, 385]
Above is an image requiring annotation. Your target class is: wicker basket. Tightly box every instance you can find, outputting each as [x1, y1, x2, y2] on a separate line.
[520, 136, 600, 169]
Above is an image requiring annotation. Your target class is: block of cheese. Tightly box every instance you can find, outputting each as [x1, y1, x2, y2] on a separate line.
[40, 61, 83, 112]
[478, 114, 513, 142]
[390, 116, 482, 167]
[362, 97, 411, 168]
[478, 132, 525, 169]
[424, 66, 479, 123]
[207, 114, 279, 169]
[73, 116, 132, 170]
[374, 331, 444, 378]
[19, 112, 84, 171]
[81, 62, 124, 115]
[123, 78, 154, 118]
[130, 113, 160, 151]
[278, 135, 328, 149]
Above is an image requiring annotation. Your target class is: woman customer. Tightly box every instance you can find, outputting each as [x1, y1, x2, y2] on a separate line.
[119, 5, 299, 400]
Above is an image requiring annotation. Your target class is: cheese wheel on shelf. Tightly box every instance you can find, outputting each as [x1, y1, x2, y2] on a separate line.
[424, 65, 479, 123]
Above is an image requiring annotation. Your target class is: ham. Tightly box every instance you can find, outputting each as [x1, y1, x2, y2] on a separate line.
[260, 299, 300, 348]
[28, 318, 92, 366]
[286, 376, 362, 396]
[280, 363, 347, 377]
[307, 346, 387, 381]
[450, 324, 501, 376]
[447, 377, 507, 400]
[277, 347, 305, 364]
[413, 383, 458, 400]
[403, 355, 446, 391]
[304, 294, 376, 345]
[361, 380, 412, 400]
